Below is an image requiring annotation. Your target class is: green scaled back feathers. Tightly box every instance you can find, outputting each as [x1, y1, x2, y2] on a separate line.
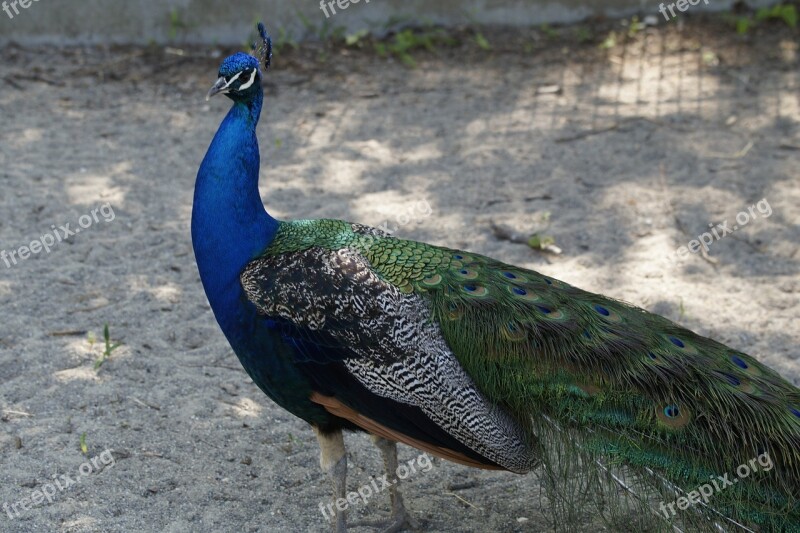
[266, 218, 800, 531]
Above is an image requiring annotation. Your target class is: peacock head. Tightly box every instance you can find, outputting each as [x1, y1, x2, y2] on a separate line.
[207, 53, 262, 102]
[206, 23, 272, 103]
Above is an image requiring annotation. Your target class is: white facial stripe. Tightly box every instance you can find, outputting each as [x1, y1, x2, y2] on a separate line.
[222, 70, 244, 90]
[237, 69, 258, 91]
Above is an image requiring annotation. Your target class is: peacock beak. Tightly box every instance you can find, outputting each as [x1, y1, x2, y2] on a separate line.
[206, 77, 229, 100]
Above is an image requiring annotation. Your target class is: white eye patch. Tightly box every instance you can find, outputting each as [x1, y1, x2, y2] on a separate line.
[222, 70, 244, 89]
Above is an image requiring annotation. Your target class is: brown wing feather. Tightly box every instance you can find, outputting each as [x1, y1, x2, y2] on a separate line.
[310, 392, 504, 471]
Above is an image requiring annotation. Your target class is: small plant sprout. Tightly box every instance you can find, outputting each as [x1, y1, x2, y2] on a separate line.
[626, 16, 645, 38]
[731, 3, 797, 35]
[601, 31, 618, 49]
[527, 234, 555, 250]
[168, 8, 189, 41]
[756, 3, 797, 28]
[375, 28, 457, 68]
[272, 27, 298, 55]
[94, 324, 122, 370]
[736, 17, 752, 35]
[79, 432, 88, 455]
[474, 32, 491, 51]
[281, 433, 301, 453]
[575, 27, 593, 44]
[540, 24, 559, 39]
[345, 29, 370, 47]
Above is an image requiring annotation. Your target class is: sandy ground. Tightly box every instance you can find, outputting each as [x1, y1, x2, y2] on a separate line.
[0, 15, 798, 533]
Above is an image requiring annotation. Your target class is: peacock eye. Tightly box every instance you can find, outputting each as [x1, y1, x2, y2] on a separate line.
[236, 70, 251, 84]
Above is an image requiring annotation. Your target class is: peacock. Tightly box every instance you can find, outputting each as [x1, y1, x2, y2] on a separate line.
[191, 23, 800, 533]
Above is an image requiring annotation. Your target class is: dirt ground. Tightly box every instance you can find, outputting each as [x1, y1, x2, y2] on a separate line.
[0, 14, 798, 533]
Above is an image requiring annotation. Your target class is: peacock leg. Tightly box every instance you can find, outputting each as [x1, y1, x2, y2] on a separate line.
[314, 427, 348, 533]
[364, 435, 419, 533]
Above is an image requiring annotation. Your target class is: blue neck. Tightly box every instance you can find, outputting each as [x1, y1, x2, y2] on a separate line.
[191, 88, 279, 328]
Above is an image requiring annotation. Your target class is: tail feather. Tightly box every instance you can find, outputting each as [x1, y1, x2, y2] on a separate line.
[421, 253, 800, 531]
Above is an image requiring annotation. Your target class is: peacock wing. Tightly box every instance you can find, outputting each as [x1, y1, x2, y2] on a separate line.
[240, 241, 539, 473]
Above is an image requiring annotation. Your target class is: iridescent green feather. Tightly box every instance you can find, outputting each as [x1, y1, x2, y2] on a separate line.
[267, 219, 800, 531]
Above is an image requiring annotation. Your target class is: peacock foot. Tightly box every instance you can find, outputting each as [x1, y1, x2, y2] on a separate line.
[350, 507, 420, 533]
